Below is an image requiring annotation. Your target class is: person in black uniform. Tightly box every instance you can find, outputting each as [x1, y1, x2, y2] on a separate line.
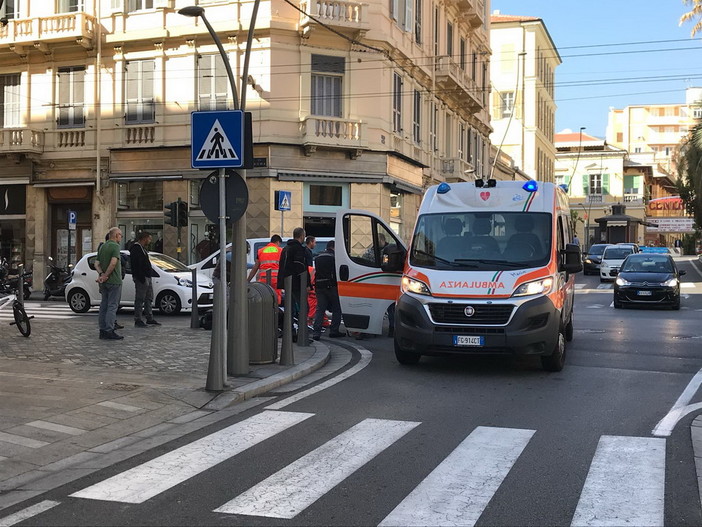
[312, 240, 343, 340]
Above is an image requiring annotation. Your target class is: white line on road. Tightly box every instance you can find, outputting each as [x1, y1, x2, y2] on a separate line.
[653, 367, 702, 437]
[70, 410, 313, 504]
[215, 418, 420, 519]
[265, 343, 372, 410]
[0, 500, 60, 527]
[379, 426, 535, 527]
[571, 435, 665, 527]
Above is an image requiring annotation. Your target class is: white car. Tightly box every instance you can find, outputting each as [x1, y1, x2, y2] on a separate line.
[66, 250, 214, 315]
[599, 245, 635, 282]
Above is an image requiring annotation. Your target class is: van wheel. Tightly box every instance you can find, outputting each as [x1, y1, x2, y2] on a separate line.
[541, 326, 566, 372]
[157, 291, 182, 315]
[565, 311, 574, 342]
[394, 339, 420, 365]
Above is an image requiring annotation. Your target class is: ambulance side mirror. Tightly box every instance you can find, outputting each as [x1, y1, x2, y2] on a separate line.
[381, 247, 406, 273]
[560, 243, 583, 274]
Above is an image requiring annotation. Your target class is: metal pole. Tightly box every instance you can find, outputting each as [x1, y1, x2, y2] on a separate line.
[297, 270, 309, 346]
[280, 275, 294, 365]
[190, 267, 199, 329]
[281, 210, 284, 238]
[17, 264, 24, 305]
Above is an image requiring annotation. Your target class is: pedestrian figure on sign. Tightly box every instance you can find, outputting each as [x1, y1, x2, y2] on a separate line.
[208, 127, 225, 159]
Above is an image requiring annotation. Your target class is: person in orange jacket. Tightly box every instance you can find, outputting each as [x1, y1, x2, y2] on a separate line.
[248, 234, 283, 303]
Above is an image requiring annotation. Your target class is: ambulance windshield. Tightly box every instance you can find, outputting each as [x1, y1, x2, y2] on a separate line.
[410, 212, 552, 270]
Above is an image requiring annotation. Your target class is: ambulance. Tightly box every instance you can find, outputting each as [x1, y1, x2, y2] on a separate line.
[334, 180, 582, 371]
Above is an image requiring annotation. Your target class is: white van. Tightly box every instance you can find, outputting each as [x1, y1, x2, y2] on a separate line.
[334, 180, 582, 371]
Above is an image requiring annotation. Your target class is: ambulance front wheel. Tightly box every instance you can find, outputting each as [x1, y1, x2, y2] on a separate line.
[394, 339, 421, 365]
[541, 325, 566, 372]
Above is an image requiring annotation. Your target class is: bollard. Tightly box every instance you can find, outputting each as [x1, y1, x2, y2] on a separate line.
[297, 270, 309, 346]
[17, 264, 24, 306]
[280, 275, 294, 365]
[190, 267, 199, 329]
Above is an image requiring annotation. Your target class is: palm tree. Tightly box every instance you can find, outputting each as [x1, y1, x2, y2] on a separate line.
[676, 123, 702, 229]
[680, 0, 702, 37]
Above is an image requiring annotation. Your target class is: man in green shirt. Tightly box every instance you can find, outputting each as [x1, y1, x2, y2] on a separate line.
[95, 227, 124, 340]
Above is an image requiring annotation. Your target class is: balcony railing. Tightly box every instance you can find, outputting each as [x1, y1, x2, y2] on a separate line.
[300, 0, 369, 36]
[124, 125, 156, 145]
[624, 193, 643, 204]
[0, 128, 44, 154]
[301, 117, 366, 151]
[435, 56, 483, 110]
[441, 157, 474, 182]
[587, 194, 603, 204]
[0, 12, 96, 49]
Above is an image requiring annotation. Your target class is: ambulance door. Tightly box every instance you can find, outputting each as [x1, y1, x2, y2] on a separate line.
[334, 210, 406, 335]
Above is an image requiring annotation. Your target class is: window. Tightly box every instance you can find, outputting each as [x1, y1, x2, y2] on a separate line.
[433, 6, 439, 58]
[446, 22, 453, 59]
[459, 38, 466, 70]
[414, 0, 422, 43]
[0, 0, 18, 19]
[128, 0, 153, 11]
[589, 174, 602, 195]
[346, 214, 397, 268]
[694, 107, 702, 119]
[57, 0, 83, 11]
[0, 74, 20, 128]
[125, 60, 155, 124]
[412, 89, 421, 144]
[390, 0, 412, 31]
[304, 183, 349, 212]
[311, 55, 343, 117]
[309, 185, 342, 206]
[458, 123, 465, 160]
[616, 132, 623, 143]
[393, 72, 402, 133]
[57, 67, 85, 128]
[198, 54, 228, 111]
[116, 181, 163, 211]
[430, 101, 437, 152]
[501, 91, 514, 118]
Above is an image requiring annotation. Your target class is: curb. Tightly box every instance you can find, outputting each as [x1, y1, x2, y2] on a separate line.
[692, 415, 702, 507]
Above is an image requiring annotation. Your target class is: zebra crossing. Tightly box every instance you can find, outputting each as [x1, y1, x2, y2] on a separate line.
[39, 410, 668, 526]
[0, 302, 94, 322]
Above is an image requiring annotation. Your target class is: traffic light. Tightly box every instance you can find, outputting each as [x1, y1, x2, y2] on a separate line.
[164, 201, 178, 227]
[177, 201, 188, 227]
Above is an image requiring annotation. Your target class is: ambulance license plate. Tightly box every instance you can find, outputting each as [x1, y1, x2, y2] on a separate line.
[453, 335, 484, 347]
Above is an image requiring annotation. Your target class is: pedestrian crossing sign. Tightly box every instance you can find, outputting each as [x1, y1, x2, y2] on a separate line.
[191, 110, 244, 168]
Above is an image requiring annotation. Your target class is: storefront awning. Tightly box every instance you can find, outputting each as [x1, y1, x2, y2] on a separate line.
[33, 181, 95, 188]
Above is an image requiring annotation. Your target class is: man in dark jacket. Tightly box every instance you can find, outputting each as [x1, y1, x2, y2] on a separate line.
[312, 240, 343, 340]
[129, 231, 160, 327]
[277, 227, 309, 320]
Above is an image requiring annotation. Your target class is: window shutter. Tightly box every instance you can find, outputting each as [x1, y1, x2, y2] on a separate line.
[391, 0, 398, 20]
[582, 175, 589, 195]
[564, 175, 571, 189]
[602, 173, 609, 195]
[404, 0, 413, 31]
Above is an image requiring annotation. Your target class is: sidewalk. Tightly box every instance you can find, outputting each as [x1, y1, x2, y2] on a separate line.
[0, 312, 331, 512]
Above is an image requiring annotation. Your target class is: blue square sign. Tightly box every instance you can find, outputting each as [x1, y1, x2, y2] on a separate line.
[191, 110, 244, 168]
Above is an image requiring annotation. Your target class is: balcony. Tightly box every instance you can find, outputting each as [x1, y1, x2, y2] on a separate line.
[300, 0, 369, 37]
[624, 193, 643, 205]
[301, 117, 367, 156]
[441, 157, 474, 182]
[0, 128, 44, 155]
[587, 194, 603, 204]
[434, 56, 483, 110]
[456, 0, 484, 28]
[0, 13, 96, 52]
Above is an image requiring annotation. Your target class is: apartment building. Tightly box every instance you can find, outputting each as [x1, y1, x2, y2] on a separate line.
[0, 0, 492, 276]
[606, 87, 702, 175]
[489, 12, 559, 182]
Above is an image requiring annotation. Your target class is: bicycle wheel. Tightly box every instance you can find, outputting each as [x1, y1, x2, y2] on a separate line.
[12, 302, 31, 337]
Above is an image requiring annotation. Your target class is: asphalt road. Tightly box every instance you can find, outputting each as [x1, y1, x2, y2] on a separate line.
[5, 257, 702, 526]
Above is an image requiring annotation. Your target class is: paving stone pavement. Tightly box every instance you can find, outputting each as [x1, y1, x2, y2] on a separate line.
[0, 304, 332, 511]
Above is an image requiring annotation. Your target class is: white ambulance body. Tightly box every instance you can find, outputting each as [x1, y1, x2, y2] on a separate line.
[334, 180, 582, 371]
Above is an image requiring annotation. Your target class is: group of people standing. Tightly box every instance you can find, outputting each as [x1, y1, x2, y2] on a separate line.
[247, 228, 343, 341]
[95, 227, 160, 341]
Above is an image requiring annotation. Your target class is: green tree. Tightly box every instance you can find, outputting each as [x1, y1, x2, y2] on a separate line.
[680, 0, 702, 37]
[675, 123, 702, 229]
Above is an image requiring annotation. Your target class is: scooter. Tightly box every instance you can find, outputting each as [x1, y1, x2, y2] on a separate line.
[43, 257, 72, 300]
[0, 258, 33, 300]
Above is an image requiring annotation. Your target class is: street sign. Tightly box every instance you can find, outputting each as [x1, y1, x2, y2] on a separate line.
[68, 210, 77, 231]
[191, 111, 244, 168]
[199, 170, 249, 224]
[275, 190, 291, 211]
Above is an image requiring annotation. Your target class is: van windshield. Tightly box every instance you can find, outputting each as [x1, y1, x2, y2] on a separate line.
[409, 212, 552, 270]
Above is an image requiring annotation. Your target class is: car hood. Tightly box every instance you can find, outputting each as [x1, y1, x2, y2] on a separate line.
[618, 272, 674, 282]
[585, 255, 603, 262]
[167, 270, 214, 288]
[601, 259, 627, 266]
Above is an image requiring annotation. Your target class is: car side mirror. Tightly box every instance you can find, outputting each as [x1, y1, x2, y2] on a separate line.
[381, 247, 406, 273]
[560, 243, 583, 274]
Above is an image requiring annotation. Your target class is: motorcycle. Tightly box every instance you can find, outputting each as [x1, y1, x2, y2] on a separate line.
[43, 257, 73, 300]
[0, 258, 33, 300]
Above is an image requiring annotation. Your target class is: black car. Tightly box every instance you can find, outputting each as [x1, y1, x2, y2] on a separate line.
[613, 254, 685, 309]
[583, 244, 610, 275]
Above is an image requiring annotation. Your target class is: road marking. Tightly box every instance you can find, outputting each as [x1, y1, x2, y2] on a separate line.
[0, 431, 49, 449]
[653, 367, 702, 436]
[575, 283, 586, 290]
[379, 426, 535, 527]
[571, 436, 665, 527]
[215, 418, 419, 519]
[266, 344, 372, 410]
[70, 410, 313, 503]
[596, 284, 612, 289]
[26, 420, 85, 436]
[96, 401, 143, 413]
[681, 282, 696, 289]
[585, 304, 606, 309]
[0, 500, 60, 527]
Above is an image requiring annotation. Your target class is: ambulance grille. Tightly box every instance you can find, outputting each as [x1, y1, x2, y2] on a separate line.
[428, 303, 514, 325]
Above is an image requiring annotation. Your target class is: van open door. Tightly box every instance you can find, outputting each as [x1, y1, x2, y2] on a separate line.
[334, 210, 406, 335]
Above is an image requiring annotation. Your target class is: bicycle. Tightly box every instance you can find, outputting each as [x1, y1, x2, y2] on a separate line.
[0, 291, 32, 337]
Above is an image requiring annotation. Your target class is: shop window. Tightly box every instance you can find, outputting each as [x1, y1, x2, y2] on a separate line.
[189, 180, 201, 208]
[304, 183, 349, 213]
[0, 220, 25, 272]
[116, 181, 162, 211]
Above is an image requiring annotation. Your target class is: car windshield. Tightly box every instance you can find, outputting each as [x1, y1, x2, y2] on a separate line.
[621, 256, 673, 273]
[602, 247, 633, 260]
[588, 245, 607, 256]
[409, 211, 551, 270]
[149, 253, 190, 272]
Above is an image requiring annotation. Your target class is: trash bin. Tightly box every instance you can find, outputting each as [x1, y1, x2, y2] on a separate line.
[248, 282, 278, 364]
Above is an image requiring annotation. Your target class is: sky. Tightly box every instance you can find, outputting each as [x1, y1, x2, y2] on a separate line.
[491, 0, 701, 138]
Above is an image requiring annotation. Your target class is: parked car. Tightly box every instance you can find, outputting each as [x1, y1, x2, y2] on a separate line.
[616, 242, 641, 253]
[583, 244, 611, 275]
[599, 245, 635, 282]
[66, 251, 214, 315]
[613, 253, 685, 309]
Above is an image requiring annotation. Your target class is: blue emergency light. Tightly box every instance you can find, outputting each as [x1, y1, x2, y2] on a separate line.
[522, 181, 538, 192]
[437, 182, 451, 194]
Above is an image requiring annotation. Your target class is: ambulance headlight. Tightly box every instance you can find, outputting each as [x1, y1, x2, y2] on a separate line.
[401, 276, 431, 296]
[512, 277, 554, 297]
